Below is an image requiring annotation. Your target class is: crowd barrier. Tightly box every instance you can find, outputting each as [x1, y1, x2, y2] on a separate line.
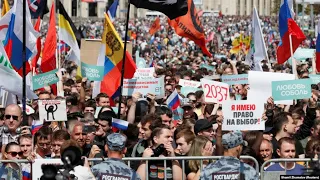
[260, 158, 314, 179]
[0, 156, 258, 180]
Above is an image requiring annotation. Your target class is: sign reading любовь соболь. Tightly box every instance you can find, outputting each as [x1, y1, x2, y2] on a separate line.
[32, 69, 59, 90]
[81, 62, 104, 81]
[222, 100, 265, 131]
[272, 79, 312, 101]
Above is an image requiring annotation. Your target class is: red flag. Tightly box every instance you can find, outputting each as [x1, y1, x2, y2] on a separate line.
[277, 1, 306, 64]
[40, 3, 56, 73]
[168, 0, 211, 57]
[149, 17, 160, 36]
[31, 17, 42, 73]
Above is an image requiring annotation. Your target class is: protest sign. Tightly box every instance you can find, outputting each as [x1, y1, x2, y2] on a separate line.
[32, 69, 59, 90]
[309, 75, 320, 84]
[38, 100, 67, 121]
[200, 78, 229, 103]
[32, 159, 63, 180]
[222, 100, 265, 130]
[80, 39, 101, 65]
[135, 51, 146, 68]
[200, 64, 215, 71]
[293, 48, 315, 60]
[181, 87, 202, 96]
[122, 77, 164, 96]
[173, 107, 184, 120]
[133, 67, 155, 79]
[247, 71, 295, 105]
[221, 74, 248, 85]
[272, 79, 312, 101]
[80, 62, 104, 81]
[179, 79, 201, 88]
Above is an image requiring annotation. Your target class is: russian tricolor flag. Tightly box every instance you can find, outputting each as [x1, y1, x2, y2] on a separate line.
[31, 119, 43, 135]
[277, 0, 305, 64]
[316, 20, 320, 73]
[166, 90, 181, 110]
[112, 118, 129, 132]
[107, 0, 119, 23]
[3, 0, 39, 75]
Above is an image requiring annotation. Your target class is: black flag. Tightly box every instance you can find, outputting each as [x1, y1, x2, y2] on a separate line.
[130, 0, 188, 20]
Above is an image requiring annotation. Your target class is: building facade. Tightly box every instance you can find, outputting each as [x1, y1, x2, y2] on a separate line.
[51, 0, 276, 19]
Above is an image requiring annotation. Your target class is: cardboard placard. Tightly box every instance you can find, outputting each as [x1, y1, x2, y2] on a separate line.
[272, 79, 312, 101]
[247, 71, 295, 105]
[133, 67, 155, 79]
[221, 74, 248, 85]
[179, 79, 201, 88]
[222, 100, 265, 131]
[122, 77, 165, 96]
[200, 78, 229, 103]
[32, 69, 59, 90]
[38, 100, 67, 121]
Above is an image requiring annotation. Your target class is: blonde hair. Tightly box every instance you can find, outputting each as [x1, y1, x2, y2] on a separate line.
[188, 136, 211, 172]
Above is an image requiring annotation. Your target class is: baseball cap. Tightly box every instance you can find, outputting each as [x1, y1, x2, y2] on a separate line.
[222, 131, 248, 149]
[106, 133, 127, 151]
[194, 119, 214, 135]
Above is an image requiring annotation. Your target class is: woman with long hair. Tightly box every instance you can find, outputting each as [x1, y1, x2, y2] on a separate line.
[187, 136, 213, 180]
[0, 142, 23, 179]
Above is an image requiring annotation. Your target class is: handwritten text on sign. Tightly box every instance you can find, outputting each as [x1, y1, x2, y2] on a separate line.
[200, 78, 229, 103]
[222, 100, 265, 131]
[179, 79, 201, 88]
[133, 67, 154, 79]
[122, 77, 164, 96]
[221, 74, 248, 85]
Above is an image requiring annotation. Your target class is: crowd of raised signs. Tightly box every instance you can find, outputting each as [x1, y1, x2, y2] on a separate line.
[0, 14, 320, 179]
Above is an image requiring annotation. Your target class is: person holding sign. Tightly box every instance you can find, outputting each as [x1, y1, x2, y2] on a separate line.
[200, 131, 258, 180]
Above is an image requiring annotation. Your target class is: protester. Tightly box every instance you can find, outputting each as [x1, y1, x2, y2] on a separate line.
[266, 137, 305, 175]
[1, 0, 320, 179]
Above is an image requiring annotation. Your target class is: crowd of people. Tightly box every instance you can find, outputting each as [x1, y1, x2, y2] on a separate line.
[0, 12, 320, 179]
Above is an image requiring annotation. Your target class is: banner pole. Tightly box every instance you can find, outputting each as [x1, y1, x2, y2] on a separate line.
[117, 0, 131, 119]
[289, 34, 297, 79]
[22, 0, 27, 122]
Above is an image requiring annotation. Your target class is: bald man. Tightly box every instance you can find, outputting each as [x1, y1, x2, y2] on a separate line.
[1, 104, 23, 148]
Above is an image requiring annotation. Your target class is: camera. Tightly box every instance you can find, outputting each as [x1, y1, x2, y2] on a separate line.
[152, 144, 166, 157]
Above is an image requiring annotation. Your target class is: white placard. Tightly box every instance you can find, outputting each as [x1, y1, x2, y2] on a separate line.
[32, 159, 63, 180]
[179, 79, 201, 88]
[222, 100, 265, 131]
[38, 100, 67, 121]
[247, 71, 295, 105]
[133, 67, 155, 79]
[122, 77, 165, 96]
[200, 78, 229, 103]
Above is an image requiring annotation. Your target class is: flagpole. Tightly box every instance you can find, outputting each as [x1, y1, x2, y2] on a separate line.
[289, 34, 297, 79]
[117, 0, 131, 119]
[22, 0, 27, 122]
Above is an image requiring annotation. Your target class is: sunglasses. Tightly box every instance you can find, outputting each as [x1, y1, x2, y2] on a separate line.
[7, 151, 23, 157]
[5, 115, 19, 121]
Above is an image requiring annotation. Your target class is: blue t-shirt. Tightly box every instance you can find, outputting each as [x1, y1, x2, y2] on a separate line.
[266, 163, 304, 175]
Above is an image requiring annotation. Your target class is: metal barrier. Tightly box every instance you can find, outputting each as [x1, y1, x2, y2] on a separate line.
[260, 158, 313, 178]
[0, 156, 258, 180]
[90, 156, 259, 180]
